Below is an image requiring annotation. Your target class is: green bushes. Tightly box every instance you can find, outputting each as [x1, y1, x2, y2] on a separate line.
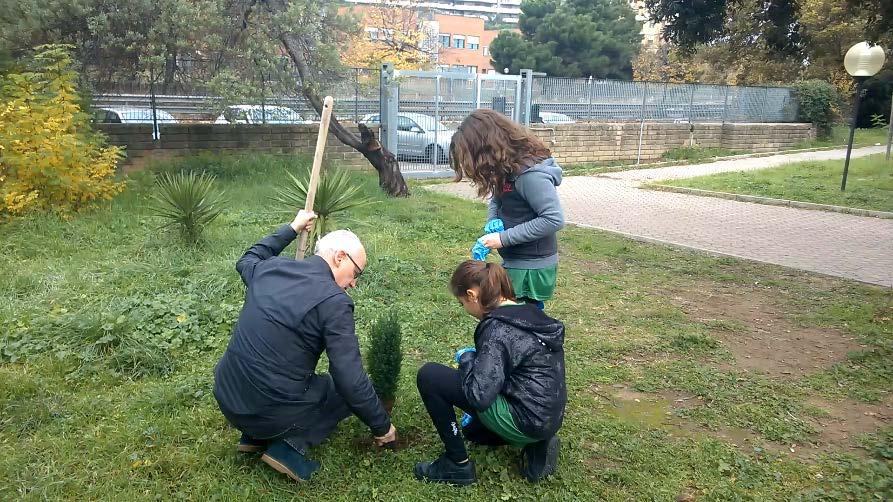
[792, 80, 839, 139]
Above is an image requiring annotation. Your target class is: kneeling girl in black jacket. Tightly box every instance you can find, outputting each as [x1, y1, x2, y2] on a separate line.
[414, 260, 567, 485]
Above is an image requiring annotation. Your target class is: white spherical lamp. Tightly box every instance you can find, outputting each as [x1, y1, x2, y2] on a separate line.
[840, 42, 885, 191]
[844, 42, 885, 77]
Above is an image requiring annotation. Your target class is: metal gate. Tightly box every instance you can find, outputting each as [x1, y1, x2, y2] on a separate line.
[380, 66, 524, 175]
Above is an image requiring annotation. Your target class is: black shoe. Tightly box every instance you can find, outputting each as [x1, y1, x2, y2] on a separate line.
[236, 433, 268, 453]
[414, 454, 476, 486]
[520, 436, 560, 482]
[261, 440, 321, 482]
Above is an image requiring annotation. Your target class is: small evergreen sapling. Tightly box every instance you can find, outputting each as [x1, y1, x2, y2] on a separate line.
[368, 310, 402, 412]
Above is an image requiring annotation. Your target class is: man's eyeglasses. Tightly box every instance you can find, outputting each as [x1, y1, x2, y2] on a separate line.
[345, 252, 364, 279]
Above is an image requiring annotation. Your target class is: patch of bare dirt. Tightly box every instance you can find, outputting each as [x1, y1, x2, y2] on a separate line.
[591, 385, 892, 459]
[804, 397, 893, 453]
[666, 283, 860, 377]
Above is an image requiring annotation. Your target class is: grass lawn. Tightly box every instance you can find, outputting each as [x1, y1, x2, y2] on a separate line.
[661, 154, 893, 213]
[796, 126, 890, 150]
[1, 154, 891, 500]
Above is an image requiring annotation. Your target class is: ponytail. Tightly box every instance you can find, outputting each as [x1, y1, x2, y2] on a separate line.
[450, 260, 516, 313]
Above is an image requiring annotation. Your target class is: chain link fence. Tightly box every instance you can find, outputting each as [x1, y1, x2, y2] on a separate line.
[86, 59, 380, 124]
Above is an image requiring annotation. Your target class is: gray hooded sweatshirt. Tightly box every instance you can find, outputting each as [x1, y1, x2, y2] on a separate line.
[488, 157, 565, 269]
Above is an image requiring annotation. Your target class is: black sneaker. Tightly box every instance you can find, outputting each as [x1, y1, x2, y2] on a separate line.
[414, 454, 477, 486]
[520, 436, 560, 482]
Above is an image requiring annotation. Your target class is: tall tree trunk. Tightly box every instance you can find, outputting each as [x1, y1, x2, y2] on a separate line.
[277, 35, 409, 197]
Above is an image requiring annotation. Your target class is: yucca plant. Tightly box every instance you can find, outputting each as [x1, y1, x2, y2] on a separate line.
[148, 171, 226, 243]
[273, 165, 376, 256]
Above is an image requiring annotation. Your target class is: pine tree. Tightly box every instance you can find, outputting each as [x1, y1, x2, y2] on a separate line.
[368, 310, 402, 409]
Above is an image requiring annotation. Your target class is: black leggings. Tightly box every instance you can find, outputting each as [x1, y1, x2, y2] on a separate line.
[416, 362, 507, 462]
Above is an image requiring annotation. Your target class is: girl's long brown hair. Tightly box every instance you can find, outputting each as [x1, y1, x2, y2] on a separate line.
[450, 260, 516, 313]
[450, 109, 551, 199]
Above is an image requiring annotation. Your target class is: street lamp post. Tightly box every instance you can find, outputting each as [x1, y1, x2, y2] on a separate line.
[841, 42, 885, 191]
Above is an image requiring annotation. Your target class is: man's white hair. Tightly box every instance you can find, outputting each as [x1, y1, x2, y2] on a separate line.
[314, 229, 364, 258]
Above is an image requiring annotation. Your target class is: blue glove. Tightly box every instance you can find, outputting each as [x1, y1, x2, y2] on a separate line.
[471, 239, 490, 261]
[455, 347, 476, 363]
[460, 412, 473, 428]
[483, 218, 504, 234]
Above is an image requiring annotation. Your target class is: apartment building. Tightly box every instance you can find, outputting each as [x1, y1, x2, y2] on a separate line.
[345, 0, 522, 25]
[628, 0, 663, 49]
[433, 14, 508, 74]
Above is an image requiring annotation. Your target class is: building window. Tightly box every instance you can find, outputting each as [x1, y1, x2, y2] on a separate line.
[439, 33, 450, 47]
[483, 46, 489, 56]
[469, 66, 478, 74]
[468, 36, 480, 50]
[366, 28, 379, 40]
[452, 35, 465, 49]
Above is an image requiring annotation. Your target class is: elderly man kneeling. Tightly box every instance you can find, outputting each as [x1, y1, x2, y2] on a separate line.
[213, 210, 396, 482]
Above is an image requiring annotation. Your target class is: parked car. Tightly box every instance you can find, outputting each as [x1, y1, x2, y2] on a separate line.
[537, 111, 575, 124]
[214, 105, 312, 124]
[93, 107, 177, 124]
[360, 112, 454, 162]
[92, 107, 177, 140]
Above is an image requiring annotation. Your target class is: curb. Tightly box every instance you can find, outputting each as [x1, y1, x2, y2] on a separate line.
[647, 185, 893, 219]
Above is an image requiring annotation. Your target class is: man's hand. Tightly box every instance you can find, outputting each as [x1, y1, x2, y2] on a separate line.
[479, 232, 503, 249]
[374, 424, 397, 447]
[290, 209, 317, 233]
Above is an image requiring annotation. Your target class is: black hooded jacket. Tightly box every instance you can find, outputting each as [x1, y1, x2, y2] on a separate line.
[457, 303, 566, 440]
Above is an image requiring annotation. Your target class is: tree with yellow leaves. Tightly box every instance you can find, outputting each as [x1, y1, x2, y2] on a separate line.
[341, 1, 435, 70]
[0, 45, 124, 220]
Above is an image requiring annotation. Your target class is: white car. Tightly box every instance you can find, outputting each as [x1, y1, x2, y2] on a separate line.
[215, 105, 312, 125]
[92, 107, 177, 140]
[360, 112, 454, 162]
[538, 112, 575, 124]
[93, 107, 177, 124]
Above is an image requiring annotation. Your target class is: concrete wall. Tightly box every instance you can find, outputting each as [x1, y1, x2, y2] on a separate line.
[97, 123, 372, 171]
[530, 122, 816, 165]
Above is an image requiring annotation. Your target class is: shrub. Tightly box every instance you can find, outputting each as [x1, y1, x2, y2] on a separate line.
[148, 171, 227, 243]
[0, 45, 124, 220]
[367, 310, 402, 404]
[273, 164, 377, 255]
[792, 80, 839, 139]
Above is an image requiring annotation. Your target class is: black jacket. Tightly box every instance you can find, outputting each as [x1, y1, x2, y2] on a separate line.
[458, 304, 566, 440]
[213, 224, 390, 440]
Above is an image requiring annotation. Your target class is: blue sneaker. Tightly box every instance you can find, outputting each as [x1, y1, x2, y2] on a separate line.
[236, 433, 268, 453]
[261, 440, 321, 482]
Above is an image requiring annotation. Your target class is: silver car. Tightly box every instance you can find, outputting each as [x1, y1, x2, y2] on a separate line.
[361, 112, 454, 162]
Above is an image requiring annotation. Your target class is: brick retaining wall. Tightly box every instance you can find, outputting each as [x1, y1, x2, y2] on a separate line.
[99, 122, 815, 171]
[531, 122, 815, 165]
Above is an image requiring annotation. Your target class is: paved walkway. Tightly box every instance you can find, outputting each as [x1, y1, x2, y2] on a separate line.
[428, 146, 893, 287]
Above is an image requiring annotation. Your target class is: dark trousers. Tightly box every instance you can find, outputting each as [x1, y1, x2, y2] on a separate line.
[241, 374, 352, 455]
[416, 362, 507, 462]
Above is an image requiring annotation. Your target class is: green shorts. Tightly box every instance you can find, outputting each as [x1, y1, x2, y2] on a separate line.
[477, 395, 537, 448]
[504, 266, 558, 301]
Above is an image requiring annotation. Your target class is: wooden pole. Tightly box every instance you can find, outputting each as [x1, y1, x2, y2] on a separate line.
[296, 96, 335, 259]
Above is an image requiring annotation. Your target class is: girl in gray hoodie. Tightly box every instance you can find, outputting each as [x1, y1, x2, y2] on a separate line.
[451, 109, 565, 309]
